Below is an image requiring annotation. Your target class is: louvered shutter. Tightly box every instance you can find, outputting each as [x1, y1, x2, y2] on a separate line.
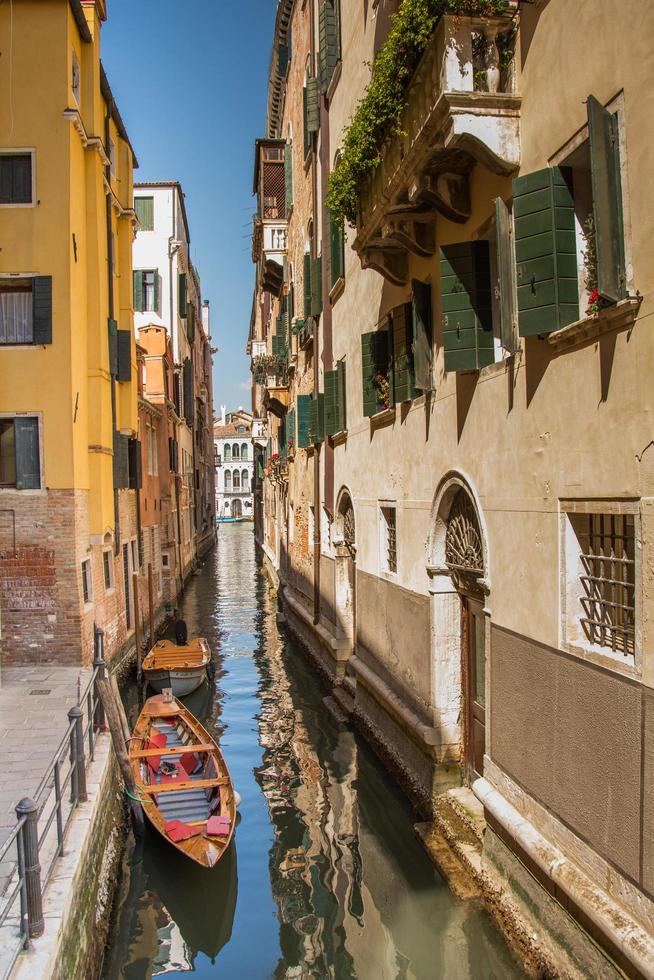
[113, 432, 129, 489]
[319, 0, 339, 93]
[135, 197, 153, 230]
[588, 96, 626, 303]
[297, 395, 312, 448]
[440, 241, 494, 371]
[108, 318, 118, 375]
[183, 357, 194, 425]
[303, 253, 312, 318]
[179, 273, 188, 317]
[187, 303, 195, 344]
[133, 271, 143, 313]
[311, 256, 322, 316]
[306, 78, 320, 135]
[512, 166, 578, 336]
[391, 302, 417, 403]
[495, 199, 519, 351]
[117, 330, 131, 382]
[329, 215, 344, 288]
[287, 407, 296, 451]
[309, 394, 325, 444]
[128, 437, 142, 490]
[324, 369, 339, 436]
[361, 330, 391, 417]
[15, 417, 40, 490]
[411, 280, 432, 391]
[32, 276, 52, 344]
[285, 141, 293, 214]
[337, 360, 346, 431]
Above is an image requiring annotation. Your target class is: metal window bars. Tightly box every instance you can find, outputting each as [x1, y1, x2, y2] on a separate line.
[0, 626, 106, 978]
[383, 507, 397, 574]
[578, 513, 635, 657]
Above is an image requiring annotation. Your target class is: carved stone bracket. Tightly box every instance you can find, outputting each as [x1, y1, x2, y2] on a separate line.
[408, 171, 471, 224]
[360, 247, 408, 287]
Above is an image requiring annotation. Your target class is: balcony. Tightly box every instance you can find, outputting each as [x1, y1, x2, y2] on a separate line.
[354, 11, 520, 286]
[252, 138, 288, 295]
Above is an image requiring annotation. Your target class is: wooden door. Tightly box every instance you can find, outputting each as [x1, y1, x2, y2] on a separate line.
[463, 597, 486, 780]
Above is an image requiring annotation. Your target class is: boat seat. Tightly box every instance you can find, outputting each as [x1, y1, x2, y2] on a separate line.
[179, 752, 202, 776]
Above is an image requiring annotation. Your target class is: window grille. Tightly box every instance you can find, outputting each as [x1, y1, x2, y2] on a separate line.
[103, 550, 112, 590]
[81, 560, 92, 604]
[577, 513, 635, 657]
[381, 506, 397, 573]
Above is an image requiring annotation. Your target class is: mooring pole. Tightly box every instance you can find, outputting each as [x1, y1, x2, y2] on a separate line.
[133, 571, 142, 684]
[16, 798, 44, 938]
[97, 678, 145, 838]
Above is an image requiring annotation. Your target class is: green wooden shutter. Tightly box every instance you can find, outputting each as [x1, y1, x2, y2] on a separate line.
[311, 256, 323, 316]
[288, 282, 295, 324]
[187, 303, 195, 344]
[324, 369, 339, 436]
[588, 95, 626, 303]
[391, 302, 417, 403]
[287, 407, 296, 451]
[309, 394, 325, 444]
[513, 166, 579, 336]
[179, 273, 188, 317]
[15, 417, 40, 490]
[133, 271, 143, 313]
[329, 215, 344, 288]
[108, 317, 118, 375]
[32, 276, 52, 344]
[440, 241, 494, 371]
[135, 196, 153, 231]
[495, 198, 519, 351]
[337, 359, 346, 431]
[411, 280, 432, 391]
[297, 394, 312, 448]
[361, 330, 391, 417]
[128, 437, 142, 490]
[153, 272, 160, 315]
[306, 77, 320, 136]
[285, 141, 293, 214]
[319, 0, 339, 93]
[117, 329, 132, 382]
[278, 43, 289, 77]
[183, 357, 194, 425]
[271, 334, 282, 357]
[113, 432, 129, 489]
[303, 85, 310, 158]
[303, 253, 312, 318]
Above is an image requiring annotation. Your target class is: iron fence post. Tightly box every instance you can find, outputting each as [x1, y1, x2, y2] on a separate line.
[93, 624, 107, 730]
[68, 706, 87, 803]
[16, 798, 44, 938]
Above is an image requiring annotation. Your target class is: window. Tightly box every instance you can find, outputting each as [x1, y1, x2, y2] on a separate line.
[0, 152, 33, 205]
[380, 505, 397, 574]
[224, 443, 232, 460]
[237, 426, 246, 434]
[102, 550, 113, 590]
[135, 196, 154, 231]
[241, 443, 248, 460]
[241, 469, 249, 490]
[232, 443, 240, 460]
[303, 61, 319, 159]
[0, 416, 40, 489]
[225, 470, 232, 491]
[1, 279, 33, 344]
[71, 49, 80, 105]
[81, 559, 93, 605]
[162, 552, 170, 569]
[319, 0, 341, 93]
[233, 471, 241, 490]
[133, 270, 159, 313]
[324, 360, 346, 435]
[564, 507, 637, 664]
[146, 425, 157, 476]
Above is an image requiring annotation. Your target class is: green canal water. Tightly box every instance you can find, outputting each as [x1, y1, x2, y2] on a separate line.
[102, 523, 523, 979]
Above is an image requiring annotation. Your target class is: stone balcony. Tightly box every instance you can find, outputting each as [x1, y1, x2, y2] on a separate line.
[354, 11, 520, 286]
[252, 216, 288, 295]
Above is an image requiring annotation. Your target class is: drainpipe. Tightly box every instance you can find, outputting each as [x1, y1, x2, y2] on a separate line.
[310, 0, 321, 626]
[104, 111, 120, 556]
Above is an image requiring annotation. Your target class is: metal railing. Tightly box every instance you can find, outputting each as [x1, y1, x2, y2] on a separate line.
[0, 625, 108, 978]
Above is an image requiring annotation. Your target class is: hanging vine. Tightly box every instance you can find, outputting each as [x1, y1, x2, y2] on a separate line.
[326, 0, 509, 227]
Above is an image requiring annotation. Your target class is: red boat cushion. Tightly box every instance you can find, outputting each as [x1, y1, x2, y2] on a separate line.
[150, 732, 167, 749]
[164, 820, 203, 843]
[206, 815, 231, 837]
[179, 752, 201, 777]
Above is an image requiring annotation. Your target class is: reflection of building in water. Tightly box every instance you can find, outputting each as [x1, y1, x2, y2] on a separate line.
[152, 918, 194, 975]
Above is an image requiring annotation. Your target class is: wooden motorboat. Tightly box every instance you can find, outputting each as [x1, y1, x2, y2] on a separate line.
[129, 693, 236, 868]
[142, 638, 211, 697]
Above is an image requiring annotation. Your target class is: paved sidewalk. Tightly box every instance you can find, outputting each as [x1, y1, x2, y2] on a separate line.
[0, 665, 92, 894]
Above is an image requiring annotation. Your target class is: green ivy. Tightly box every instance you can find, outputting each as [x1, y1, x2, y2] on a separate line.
[327, 0, 509, 226]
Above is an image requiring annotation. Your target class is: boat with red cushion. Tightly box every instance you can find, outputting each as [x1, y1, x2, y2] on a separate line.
[129, 692, 236, 868]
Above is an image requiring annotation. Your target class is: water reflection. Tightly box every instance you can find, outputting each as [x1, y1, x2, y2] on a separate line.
[103, 525, 522, 979]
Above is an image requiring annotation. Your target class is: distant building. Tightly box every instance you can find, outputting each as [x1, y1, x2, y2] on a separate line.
[214, 409, 254, 521]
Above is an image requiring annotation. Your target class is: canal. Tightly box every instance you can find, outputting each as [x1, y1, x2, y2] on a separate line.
[102, 524, 523, 979]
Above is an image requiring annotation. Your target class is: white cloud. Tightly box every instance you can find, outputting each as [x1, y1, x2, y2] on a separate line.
[238, 380, 251, 391]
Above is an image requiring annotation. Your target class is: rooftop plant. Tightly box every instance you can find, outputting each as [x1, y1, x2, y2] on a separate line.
[327, 0, 509, 226]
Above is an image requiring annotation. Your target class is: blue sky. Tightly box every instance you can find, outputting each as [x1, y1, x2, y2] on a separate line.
[104, 0, 276, 416]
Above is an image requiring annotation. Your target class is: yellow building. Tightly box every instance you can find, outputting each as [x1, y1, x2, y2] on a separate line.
[0, 0, 139, 666]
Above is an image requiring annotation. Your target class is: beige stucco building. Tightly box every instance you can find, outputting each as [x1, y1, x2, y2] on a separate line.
[250, 0, 654, 974]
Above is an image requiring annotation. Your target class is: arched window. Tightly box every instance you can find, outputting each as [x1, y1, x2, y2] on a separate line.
[224, 470, 232, 490]
[224, 443, 231, 460]
[232, 443, 240, 459]
[233, 471, 241, 490]
[241, 443, 248, 460]
[242, 469, 249, 490]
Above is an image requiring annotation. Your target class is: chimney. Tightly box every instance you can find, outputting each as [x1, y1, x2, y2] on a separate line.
[220, 405, 226, 426]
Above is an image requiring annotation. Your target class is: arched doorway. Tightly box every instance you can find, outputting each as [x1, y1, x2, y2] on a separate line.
[428, 475, 489, 786]
[232, 499, 243, 518]
[333, 489, 356, 653]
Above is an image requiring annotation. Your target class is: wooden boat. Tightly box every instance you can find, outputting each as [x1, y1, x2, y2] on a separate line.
[129, 693, 236, 868]
[142, 638, 211, 697]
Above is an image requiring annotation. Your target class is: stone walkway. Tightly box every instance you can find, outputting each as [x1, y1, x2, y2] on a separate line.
[0, 666, 92, 895]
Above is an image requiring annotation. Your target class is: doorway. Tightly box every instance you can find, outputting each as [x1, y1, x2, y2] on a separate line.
[232, 499, 243, 518]
[463, 596, 486, 781]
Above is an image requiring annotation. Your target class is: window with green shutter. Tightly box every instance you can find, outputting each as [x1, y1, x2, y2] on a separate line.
[297, 394, 312, 448]
[287, 407, 296, 454]
[117, 330, 131, 382]
[391, 302, 418, 403]
[361, 328, 393, 417]
[329, 214, 344, 289]
[133, 270, 143, 313]
[495, 199, 519, 352]
[32, 277, 52, 345]
[285, 141, 293, 214]
[128, 437, 142, 490]
[324, 369, 339, 436]
[319, 0, 339, 94]
[587, 95, 626, 303]
[512, 167, 578, 336]
[183, 357, 194, 425]
[304, 77, 319, 157]
[303, 253, 312, 318]
[309, 394, 325, 445]
[108, 317, 118, 375]
[278, 43, 289, 77]
[337, 359, 346, 431]
[440, 242, 494, 371]
[411, 280, 433, 390]
[311, 256, 322, 316]
[187, 302, 195, 344]
[178, 273, 188, 318]
[14, 417, 40, 489]
[113, 432, 129, 489]
[135, 196, 154, 231]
